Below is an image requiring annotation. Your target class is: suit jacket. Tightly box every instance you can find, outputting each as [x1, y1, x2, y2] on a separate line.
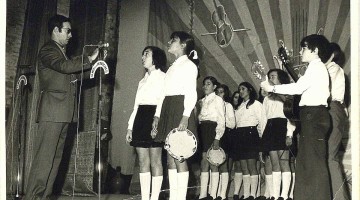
[37, 40, 91, 123]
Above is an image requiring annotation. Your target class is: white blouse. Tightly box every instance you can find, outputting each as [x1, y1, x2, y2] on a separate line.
[224, 102, 236, 129]
[234, 99, 267, 137]
[127, 69, 165, 130]
[198, 92, 226, 140]
[160, 55, 198, 117]
[263, 95, 296, 136]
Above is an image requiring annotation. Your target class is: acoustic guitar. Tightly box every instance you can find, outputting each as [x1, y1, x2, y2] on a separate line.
[277, 40, 300, 121]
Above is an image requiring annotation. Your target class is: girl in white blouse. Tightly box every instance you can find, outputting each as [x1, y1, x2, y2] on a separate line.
[261, 69, 296, 200]
[215, 84, 236, 200]
[197, 76, 225, 200]
[233, 82, 267, 200]
[152, 31, 199, 200]
[125, 46, 167, 200]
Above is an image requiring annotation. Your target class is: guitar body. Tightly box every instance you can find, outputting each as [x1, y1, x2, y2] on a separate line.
[283, 95, 301, 120]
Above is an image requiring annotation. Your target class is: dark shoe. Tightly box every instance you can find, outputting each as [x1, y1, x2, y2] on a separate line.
[214, 197, 222, 200]
[239, 195, 245, 200]
[286, 198, 293, 200]
[246, 196, 255, 200]
[233, 195, 239, 200]
[277, 198, 285, 200]
[255, 196, 267, 200]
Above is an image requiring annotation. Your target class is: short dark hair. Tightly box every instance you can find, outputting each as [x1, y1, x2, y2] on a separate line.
[216, 84, 231, 103]
[48, 15, 71, 35]
[142, 46, 167, 72]
[267, 69, 290, 84]
[300, 34, 330, 63]
[170, 31, 199, 66]
[203, 76, 219, 89]
[329, 42, 345, 66]
[238, 82, 257, 109]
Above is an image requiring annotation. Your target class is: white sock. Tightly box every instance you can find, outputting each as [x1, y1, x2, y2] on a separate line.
[264, 175, 273, 198]
[272, 171, 281, 199]
[243, 175, 251, 198]
[289, 173, 295, 198]
[280, 172, 291, 198]
[150, 176, 163, 200]
[177, 171, 189, 200]
[256, 175, 260, 197]
[208, 169, 212, 194]
[210, 172, 220, 198]
[218, 174, 222, 196]
[219, 173, 229, 199]
[140, 172, 151, 200]
[168, 169, 178, 200]
[233, 173, 243, 195]
[199, 172, 209, 198]
[250, 175, 258, 197]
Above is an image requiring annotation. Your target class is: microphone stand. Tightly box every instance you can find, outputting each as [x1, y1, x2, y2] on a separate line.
[15, 75, 28, 200]
[90, 50, 109, 199]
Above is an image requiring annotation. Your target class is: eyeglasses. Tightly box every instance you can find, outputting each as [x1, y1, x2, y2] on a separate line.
[61, 28, 72, 34]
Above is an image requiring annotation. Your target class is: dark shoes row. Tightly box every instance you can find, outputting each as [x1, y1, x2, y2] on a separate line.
[198, 195, 293, 200]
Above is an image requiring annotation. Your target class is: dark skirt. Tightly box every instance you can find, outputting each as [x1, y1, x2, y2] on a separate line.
[130, 105, 162, 148]
[154, 95, 198, 144]
[261, 118, 287, 152]
[199, 121, 217, 152]
[229, 126, 260, 160]
[220, 127, 232, 156]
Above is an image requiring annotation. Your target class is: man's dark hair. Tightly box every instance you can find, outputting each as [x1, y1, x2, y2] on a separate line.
[142, 46, 167, 72]
[48, 15, 71, 35]
[329, 42, 346, 66]
[300, 34, 331, 63]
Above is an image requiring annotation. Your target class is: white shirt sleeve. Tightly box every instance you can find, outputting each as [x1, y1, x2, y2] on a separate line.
[215, 98, 226, 140]
[182, 63, 198, 117]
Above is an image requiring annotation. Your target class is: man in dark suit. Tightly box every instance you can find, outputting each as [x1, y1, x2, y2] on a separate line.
[24, 14, 99, 200]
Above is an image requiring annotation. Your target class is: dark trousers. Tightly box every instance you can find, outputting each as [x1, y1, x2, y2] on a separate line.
[328, 101, 351, 200]
[24, 122, 69, 200]
[294, 106, 331, 200]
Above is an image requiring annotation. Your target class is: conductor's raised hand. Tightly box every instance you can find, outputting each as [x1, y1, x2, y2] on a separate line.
[88, 48, 99, 63]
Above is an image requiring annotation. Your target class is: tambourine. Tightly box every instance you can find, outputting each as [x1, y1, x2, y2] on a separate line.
[206, 146, 226, 166]
[164, 128, 198, 162]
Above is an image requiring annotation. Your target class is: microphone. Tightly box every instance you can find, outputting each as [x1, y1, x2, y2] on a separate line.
[85, 43, 109, 48]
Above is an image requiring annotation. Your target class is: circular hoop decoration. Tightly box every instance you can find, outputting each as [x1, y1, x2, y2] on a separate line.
[164, 128, 197, 162]
[206, 146, 226, 166]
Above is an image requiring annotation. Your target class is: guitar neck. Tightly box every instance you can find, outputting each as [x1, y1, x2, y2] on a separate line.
[283, 64, 299, 82]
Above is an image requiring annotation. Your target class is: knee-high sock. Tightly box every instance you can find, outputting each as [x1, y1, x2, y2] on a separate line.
[150, 176, 163, 200]
[219, 173, 229, 199]
[177, 171, 189, 200]
[264, 175, 273, 198]
[168, 169, 178, 200]
[280, 172, 291, 198]
[140, 172, 151, 200]
[218, 174, 222, 196]
[289, 173, 295, 198]
[210, 172, 220, 198]
[250, 175, 259, 197]
[199, 172, 209, 198]
[243, 175, 251, 198]
[272, 171, 281, 199]
[233, 173, 243, 195]
[256, 175, 260, 197]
